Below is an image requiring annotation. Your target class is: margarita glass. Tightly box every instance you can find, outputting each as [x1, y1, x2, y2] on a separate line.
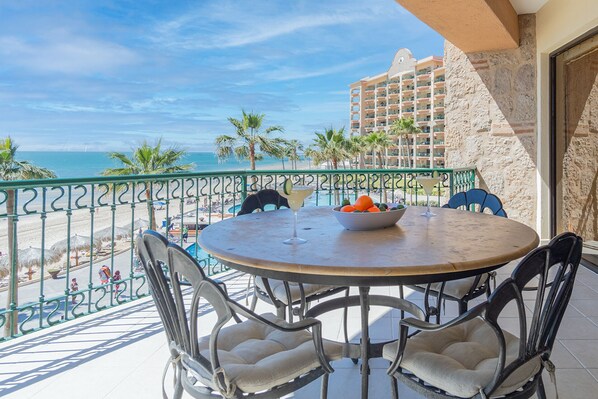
[277, 185, 314, 244]
[416, 175, 441, 217]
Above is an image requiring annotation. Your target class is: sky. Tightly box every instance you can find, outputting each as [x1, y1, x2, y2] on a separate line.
[0, 0, 444, 152]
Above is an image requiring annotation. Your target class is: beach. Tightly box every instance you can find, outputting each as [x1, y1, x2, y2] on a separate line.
[0, 156, 312, 284]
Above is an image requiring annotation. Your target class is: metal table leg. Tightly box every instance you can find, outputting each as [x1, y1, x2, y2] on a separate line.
[359, 286, 370, 399]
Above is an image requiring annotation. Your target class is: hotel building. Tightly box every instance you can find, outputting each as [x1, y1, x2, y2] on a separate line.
[349, 48, 446, 168]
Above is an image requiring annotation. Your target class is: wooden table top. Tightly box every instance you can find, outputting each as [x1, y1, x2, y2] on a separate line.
[198, 206, 540, 286]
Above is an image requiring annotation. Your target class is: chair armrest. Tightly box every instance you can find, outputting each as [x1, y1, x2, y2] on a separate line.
[227, 299, 333, 372]
[228, 300, 320, 332]
[400, 302, 487, 332]
[388, 302, 487, 376]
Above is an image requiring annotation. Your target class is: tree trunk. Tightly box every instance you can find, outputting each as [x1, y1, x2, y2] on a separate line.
[249, 143, 256, 171]
[281, 157, 285, 170]
[4, 190, 19, 336]
[146, 188, 157, 231]
[406, 137, 412, 168]
[397, 136, 403, 169]
[377, 152, 384, 170]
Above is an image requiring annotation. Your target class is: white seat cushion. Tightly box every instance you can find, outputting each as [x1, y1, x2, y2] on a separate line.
[256, 278, 337, 305]
[415, 274, 489, 299]
[198, 313, 343, 394]
[383, 317, 541, 398]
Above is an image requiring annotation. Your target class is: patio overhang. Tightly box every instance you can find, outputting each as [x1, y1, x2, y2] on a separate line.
[394, 0, 520, 52]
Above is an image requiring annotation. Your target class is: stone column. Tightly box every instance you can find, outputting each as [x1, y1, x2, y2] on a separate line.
[444, 15, 537, 227]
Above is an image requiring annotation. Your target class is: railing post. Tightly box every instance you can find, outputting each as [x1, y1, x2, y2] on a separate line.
[241, 173, 248, 202]
[449, 170, 455, 198]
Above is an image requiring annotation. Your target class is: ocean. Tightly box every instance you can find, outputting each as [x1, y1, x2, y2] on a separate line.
[17, 152, 288, 179]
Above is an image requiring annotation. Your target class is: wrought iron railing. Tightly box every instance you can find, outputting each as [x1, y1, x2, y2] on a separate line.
[0, 167, 475, 340]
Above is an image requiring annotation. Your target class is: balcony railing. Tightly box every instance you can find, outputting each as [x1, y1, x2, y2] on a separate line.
[0, 168, 475, 341]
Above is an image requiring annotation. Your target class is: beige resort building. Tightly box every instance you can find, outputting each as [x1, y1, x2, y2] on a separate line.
[349, 49, 445, 169]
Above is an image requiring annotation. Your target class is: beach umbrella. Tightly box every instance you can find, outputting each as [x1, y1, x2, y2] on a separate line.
[0, 247, 60, 280]
[50, 234, 93, 267]
[94, 226, 131, 242]
[122, 218, 150, 231]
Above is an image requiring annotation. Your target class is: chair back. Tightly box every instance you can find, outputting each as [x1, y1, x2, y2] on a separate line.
[484, 232, 583, 392]
[167, 242, 234, 376]
[136, 231, 181, 345]
[442, 188, 507, 217]
[138, 231, 242, 394]
[237, 189, 289, 215]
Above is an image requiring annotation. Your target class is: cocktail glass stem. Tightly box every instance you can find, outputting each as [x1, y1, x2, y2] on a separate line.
[292, 210, 298, 240]
[426, 193, 431, 215]
[284, 209, 307, 245]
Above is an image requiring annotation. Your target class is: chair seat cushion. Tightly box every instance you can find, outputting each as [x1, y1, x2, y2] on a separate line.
[198, 313, 343, 394]
[383, 317, 541, 398]
[256, 278, 337, 305]
[415, 274, 489, 299]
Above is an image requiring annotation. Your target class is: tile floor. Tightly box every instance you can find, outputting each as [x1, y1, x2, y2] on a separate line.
[1, 262, 598, 399]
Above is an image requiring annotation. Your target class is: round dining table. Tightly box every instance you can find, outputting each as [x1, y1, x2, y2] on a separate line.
[198, 205, 539, 399]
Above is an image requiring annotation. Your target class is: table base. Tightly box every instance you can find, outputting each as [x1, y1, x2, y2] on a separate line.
[305, 288, 425, 399]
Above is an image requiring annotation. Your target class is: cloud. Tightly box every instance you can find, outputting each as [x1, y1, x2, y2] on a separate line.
[0, 33, 138, 75]
[258, 57, 375, 82]
[151, 1, 397, 51]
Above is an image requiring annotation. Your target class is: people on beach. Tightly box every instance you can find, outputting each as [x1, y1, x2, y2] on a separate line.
[99, 265, 111, 284]
[70, 278, 79, 304]
[113, 270, 121, 297]
[182, 225, 189, 243]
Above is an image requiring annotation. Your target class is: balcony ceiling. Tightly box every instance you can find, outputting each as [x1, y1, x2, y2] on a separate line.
[395, 0, 520, 53]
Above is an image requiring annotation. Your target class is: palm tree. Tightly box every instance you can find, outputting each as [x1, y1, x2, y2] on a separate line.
[286, 139, 304, 170]
[0, 137, 56, 336]
[215, 110, 284, 170]
[364, 131, 392, 169]
[270, 138, 289, 169]
[102, 139, 193, 230]
[390, 117, 421, 168]
[311, 127, 349, 170]
[346, 135, 366, 169]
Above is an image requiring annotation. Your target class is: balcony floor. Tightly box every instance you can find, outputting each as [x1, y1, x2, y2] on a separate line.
[1, 263, 598, 398]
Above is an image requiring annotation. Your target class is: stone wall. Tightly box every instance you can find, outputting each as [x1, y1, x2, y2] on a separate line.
[444, 14, 537, 227]
[562, 46, 598, 240]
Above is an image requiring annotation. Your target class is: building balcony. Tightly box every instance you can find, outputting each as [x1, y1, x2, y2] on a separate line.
[416, 96, 431, 102]
[435, 91, 446, 97]
[1, 155, 596, 399]
[364, 96, 375, 102]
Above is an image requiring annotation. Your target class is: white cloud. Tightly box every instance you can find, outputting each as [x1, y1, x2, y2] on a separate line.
[0, 33, 138, 75]
[258, 57, 374, 82]
[152, 2, 395, 50]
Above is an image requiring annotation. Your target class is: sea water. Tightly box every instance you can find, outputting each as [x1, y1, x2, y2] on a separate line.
[17, 152, 286, 179]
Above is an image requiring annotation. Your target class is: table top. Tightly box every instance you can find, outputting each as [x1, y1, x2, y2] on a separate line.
[198, 206, 540, 286]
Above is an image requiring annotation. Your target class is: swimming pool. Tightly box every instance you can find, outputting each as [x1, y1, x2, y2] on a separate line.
[185, 243, 212, 262]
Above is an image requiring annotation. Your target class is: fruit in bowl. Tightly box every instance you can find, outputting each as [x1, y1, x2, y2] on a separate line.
[333, 195, 407, 231]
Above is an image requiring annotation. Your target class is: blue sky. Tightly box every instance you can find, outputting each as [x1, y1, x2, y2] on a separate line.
[0, 0, 444, 152]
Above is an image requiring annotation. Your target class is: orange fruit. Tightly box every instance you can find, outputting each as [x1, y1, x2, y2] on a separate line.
[367, 206, 381, 213]
[354, 195, 374, 211]
[341, 205, 356, 212]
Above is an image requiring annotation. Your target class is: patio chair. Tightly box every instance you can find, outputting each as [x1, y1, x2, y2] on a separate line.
[410, 189, 507, 321]
[137, 233, 342, 399]
[384, 232, 583, 399]
[239, 189, 350, 324]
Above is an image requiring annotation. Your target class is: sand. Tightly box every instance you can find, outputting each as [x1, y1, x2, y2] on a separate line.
[0, 162, 315, 280]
